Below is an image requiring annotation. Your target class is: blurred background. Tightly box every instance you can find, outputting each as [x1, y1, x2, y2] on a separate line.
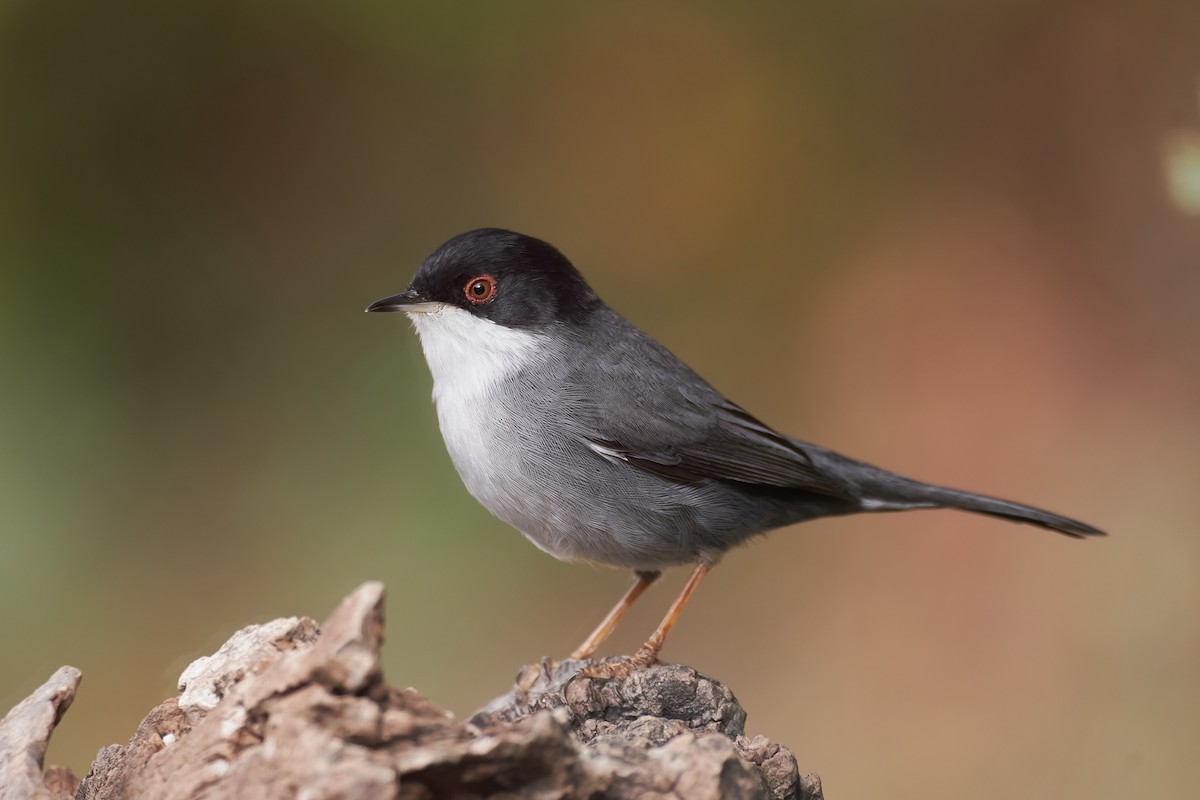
[2, 1, 1198, 797]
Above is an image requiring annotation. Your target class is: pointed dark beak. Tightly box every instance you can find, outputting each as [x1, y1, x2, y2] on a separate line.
[365, 288, 426, 313]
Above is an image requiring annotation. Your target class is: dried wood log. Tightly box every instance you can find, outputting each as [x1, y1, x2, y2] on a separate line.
[0, 666, 81, 800]
[2, 583, 822, 799]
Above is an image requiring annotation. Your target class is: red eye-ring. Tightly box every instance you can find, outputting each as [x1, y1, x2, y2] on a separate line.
[464, 274, 497, 304]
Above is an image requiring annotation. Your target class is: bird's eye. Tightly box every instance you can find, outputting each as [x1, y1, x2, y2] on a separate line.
[464, 274, 497, 305]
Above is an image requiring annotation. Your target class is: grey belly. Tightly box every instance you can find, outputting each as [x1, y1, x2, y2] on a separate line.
[441, 420, 807, 570]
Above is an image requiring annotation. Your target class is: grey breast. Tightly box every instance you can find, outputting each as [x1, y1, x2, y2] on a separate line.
[445, 310, 823, 571]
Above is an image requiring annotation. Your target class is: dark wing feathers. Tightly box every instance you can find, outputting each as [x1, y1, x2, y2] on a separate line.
[578, 388, 844, 501]
[567, 310, 850, 499]
[586, 400, 843, 496]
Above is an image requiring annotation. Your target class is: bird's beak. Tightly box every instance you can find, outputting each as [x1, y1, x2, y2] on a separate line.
[365, 288, 442, 314]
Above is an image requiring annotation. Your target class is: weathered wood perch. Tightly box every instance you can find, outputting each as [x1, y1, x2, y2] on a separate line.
[1, 583, 823, 799]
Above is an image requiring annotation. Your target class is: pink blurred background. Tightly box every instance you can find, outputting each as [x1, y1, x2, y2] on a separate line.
[2, 2, 1198, 797]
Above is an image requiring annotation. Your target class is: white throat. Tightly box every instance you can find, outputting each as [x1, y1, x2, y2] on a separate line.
[406, 304, 544, 402]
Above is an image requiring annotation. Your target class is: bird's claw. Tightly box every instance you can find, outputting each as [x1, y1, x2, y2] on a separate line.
[514, 656, 562, 694]
[578, 646, 660, 681]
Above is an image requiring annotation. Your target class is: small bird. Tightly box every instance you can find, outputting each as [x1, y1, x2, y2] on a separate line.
[368, 228, 1104, 672]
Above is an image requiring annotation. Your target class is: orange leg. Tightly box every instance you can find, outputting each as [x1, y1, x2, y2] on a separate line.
[570, 570, 660, 660]
[629, 562, 711, 667]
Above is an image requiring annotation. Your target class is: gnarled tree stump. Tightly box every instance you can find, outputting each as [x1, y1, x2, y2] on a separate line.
[1, 583, 822, 799]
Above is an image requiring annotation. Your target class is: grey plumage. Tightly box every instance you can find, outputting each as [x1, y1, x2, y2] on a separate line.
[468, 304, 1097, 570]
[371, 227, 1101, 572]
[367, 230, 1104, 671]
[368, 228, 1103, 664]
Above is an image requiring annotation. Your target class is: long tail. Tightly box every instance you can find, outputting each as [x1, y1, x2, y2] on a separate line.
[806, 447, 1105, 539]
[893, 482, 1104, 539]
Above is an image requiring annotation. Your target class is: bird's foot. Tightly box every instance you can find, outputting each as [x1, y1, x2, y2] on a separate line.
[515, 656, 560, 694]
[578, 645, 660, 681]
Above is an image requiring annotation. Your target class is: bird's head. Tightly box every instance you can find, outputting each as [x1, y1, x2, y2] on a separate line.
[366, 228, 600, 331]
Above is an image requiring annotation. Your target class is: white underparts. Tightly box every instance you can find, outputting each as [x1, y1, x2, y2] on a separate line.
[405, 304, 544, 403]
[404, 304, 551, 547]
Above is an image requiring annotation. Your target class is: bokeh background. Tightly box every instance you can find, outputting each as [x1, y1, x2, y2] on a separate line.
[3, 2, 1199, 797]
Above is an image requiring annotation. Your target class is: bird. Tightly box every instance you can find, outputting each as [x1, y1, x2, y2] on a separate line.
[367, 228, 1104, 674]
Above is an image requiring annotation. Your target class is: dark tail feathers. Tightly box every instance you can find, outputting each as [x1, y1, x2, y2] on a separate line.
[835, 462, 1104, 538]
[901, 483, 1105, 539]
[801, 445, 1105, 538]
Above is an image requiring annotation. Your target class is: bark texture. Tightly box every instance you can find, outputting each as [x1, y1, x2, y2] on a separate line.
[0, 666, 81, 800]
[3, 583, 822, 799]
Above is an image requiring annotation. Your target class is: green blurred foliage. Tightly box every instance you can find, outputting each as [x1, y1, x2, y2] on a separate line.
[2, 2, 1198, 798]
